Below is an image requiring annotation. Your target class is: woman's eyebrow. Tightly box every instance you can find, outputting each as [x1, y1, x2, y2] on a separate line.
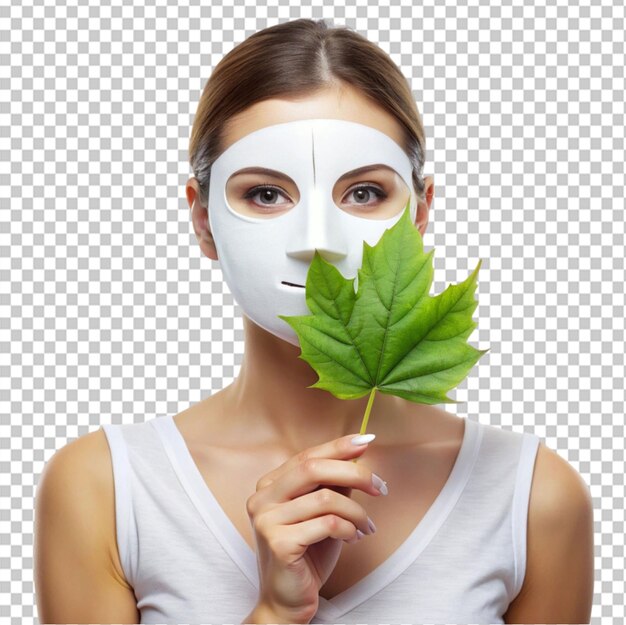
[231, 167, 292, 182]
[231, 164, 394, 182]
[336, 164, 395, 183]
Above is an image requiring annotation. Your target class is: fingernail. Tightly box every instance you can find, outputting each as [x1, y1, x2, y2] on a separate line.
[371, 473, 388, 496]
[367, 516, 377, 534]
[351, 433, 376, 446]
[356, 529, 365, 540]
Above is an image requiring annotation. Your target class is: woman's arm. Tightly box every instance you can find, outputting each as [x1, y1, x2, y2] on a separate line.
[34, 431, 141, 624]
[503, 442, 595, 624]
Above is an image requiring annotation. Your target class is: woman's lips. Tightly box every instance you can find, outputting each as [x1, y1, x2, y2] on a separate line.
[281, 280, 305, 288]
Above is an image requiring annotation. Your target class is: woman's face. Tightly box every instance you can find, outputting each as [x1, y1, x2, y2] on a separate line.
[198, 84, 428, 347]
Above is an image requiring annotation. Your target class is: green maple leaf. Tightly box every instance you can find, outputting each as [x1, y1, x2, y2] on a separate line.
[278, 199, 489, 435]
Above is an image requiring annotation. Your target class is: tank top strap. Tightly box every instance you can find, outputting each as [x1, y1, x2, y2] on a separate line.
[511, 432, 542, 599]
[101, 423, 136, 588]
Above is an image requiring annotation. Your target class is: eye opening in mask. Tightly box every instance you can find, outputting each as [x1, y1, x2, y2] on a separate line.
[225, 164, 410, 220]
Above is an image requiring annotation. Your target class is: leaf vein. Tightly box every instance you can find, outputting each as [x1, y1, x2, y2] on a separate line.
[384, 355, 478, 385]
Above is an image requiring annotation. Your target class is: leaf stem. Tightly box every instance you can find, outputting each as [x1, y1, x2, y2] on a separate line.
[360, 386, 377, 434]
[352, 386, 377, 464]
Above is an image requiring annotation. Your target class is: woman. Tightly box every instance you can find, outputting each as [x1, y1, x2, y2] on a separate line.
[34, 18, 594, 625]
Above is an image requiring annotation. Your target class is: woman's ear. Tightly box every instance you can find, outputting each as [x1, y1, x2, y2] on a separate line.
[415, 175, 434, 238]
[186, 177, 219, 261]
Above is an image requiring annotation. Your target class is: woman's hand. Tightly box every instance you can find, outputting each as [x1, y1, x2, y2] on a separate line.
[245, 433, 385, 623]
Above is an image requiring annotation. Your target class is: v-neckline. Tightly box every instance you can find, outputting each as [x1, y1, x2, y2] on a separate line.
[150, 413, 483, 622]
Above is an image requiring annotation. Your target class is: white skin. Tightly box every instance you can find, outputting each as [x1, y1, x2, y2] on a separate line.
[185, 82, 436, 456]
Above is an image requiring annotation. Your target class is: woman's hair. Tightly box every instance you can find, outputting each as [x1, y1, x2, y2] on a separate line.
[189, 18, 426, 208]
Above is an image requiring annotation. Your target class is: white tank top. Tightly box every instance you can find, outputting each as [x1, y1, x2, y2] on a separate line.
[101, 414, 540, 624]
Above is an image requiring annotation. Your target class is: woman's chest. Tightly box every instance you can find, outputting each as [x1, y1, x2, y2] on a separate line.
[187, 439, 462, 601]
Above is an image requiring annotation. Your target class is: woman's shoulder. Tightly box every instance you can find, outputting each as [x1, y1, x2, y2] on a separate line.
[529, 438, 593, 532]
[504, 437, 594, 622]
[38, 427, 133, 590]
[43, 427, 116, 499]
[35, 428, 139, 622]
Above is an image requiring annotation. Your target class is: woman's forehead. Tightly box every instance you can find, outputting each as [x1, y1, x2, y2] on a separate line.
[219, 87, 406, 154]
[216, 118, 408, 165]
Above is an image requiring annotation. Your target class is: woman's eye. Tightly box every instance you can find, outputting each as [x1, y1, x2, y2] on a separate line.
[243, 184, 291, 208]
[344, 184, 388, 206]
[242, 183, 388, 210]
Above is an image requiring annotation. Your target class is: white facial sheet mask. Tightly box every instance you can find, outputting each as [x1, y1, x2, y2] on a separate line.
[207, 118, 418, 347]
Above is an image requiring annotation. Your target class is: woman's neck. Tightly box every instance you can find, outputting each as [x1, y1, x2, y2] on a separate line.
[217, 315, 435, 455]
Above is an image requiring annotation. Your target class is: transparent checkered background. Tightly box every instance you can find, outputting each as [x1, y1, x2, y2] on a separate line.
[1, 0, 624, 623]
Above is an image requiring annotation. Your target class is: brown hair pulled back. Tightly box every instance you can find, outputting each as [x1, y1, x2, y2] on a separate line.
[188, 18, 426, 207]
